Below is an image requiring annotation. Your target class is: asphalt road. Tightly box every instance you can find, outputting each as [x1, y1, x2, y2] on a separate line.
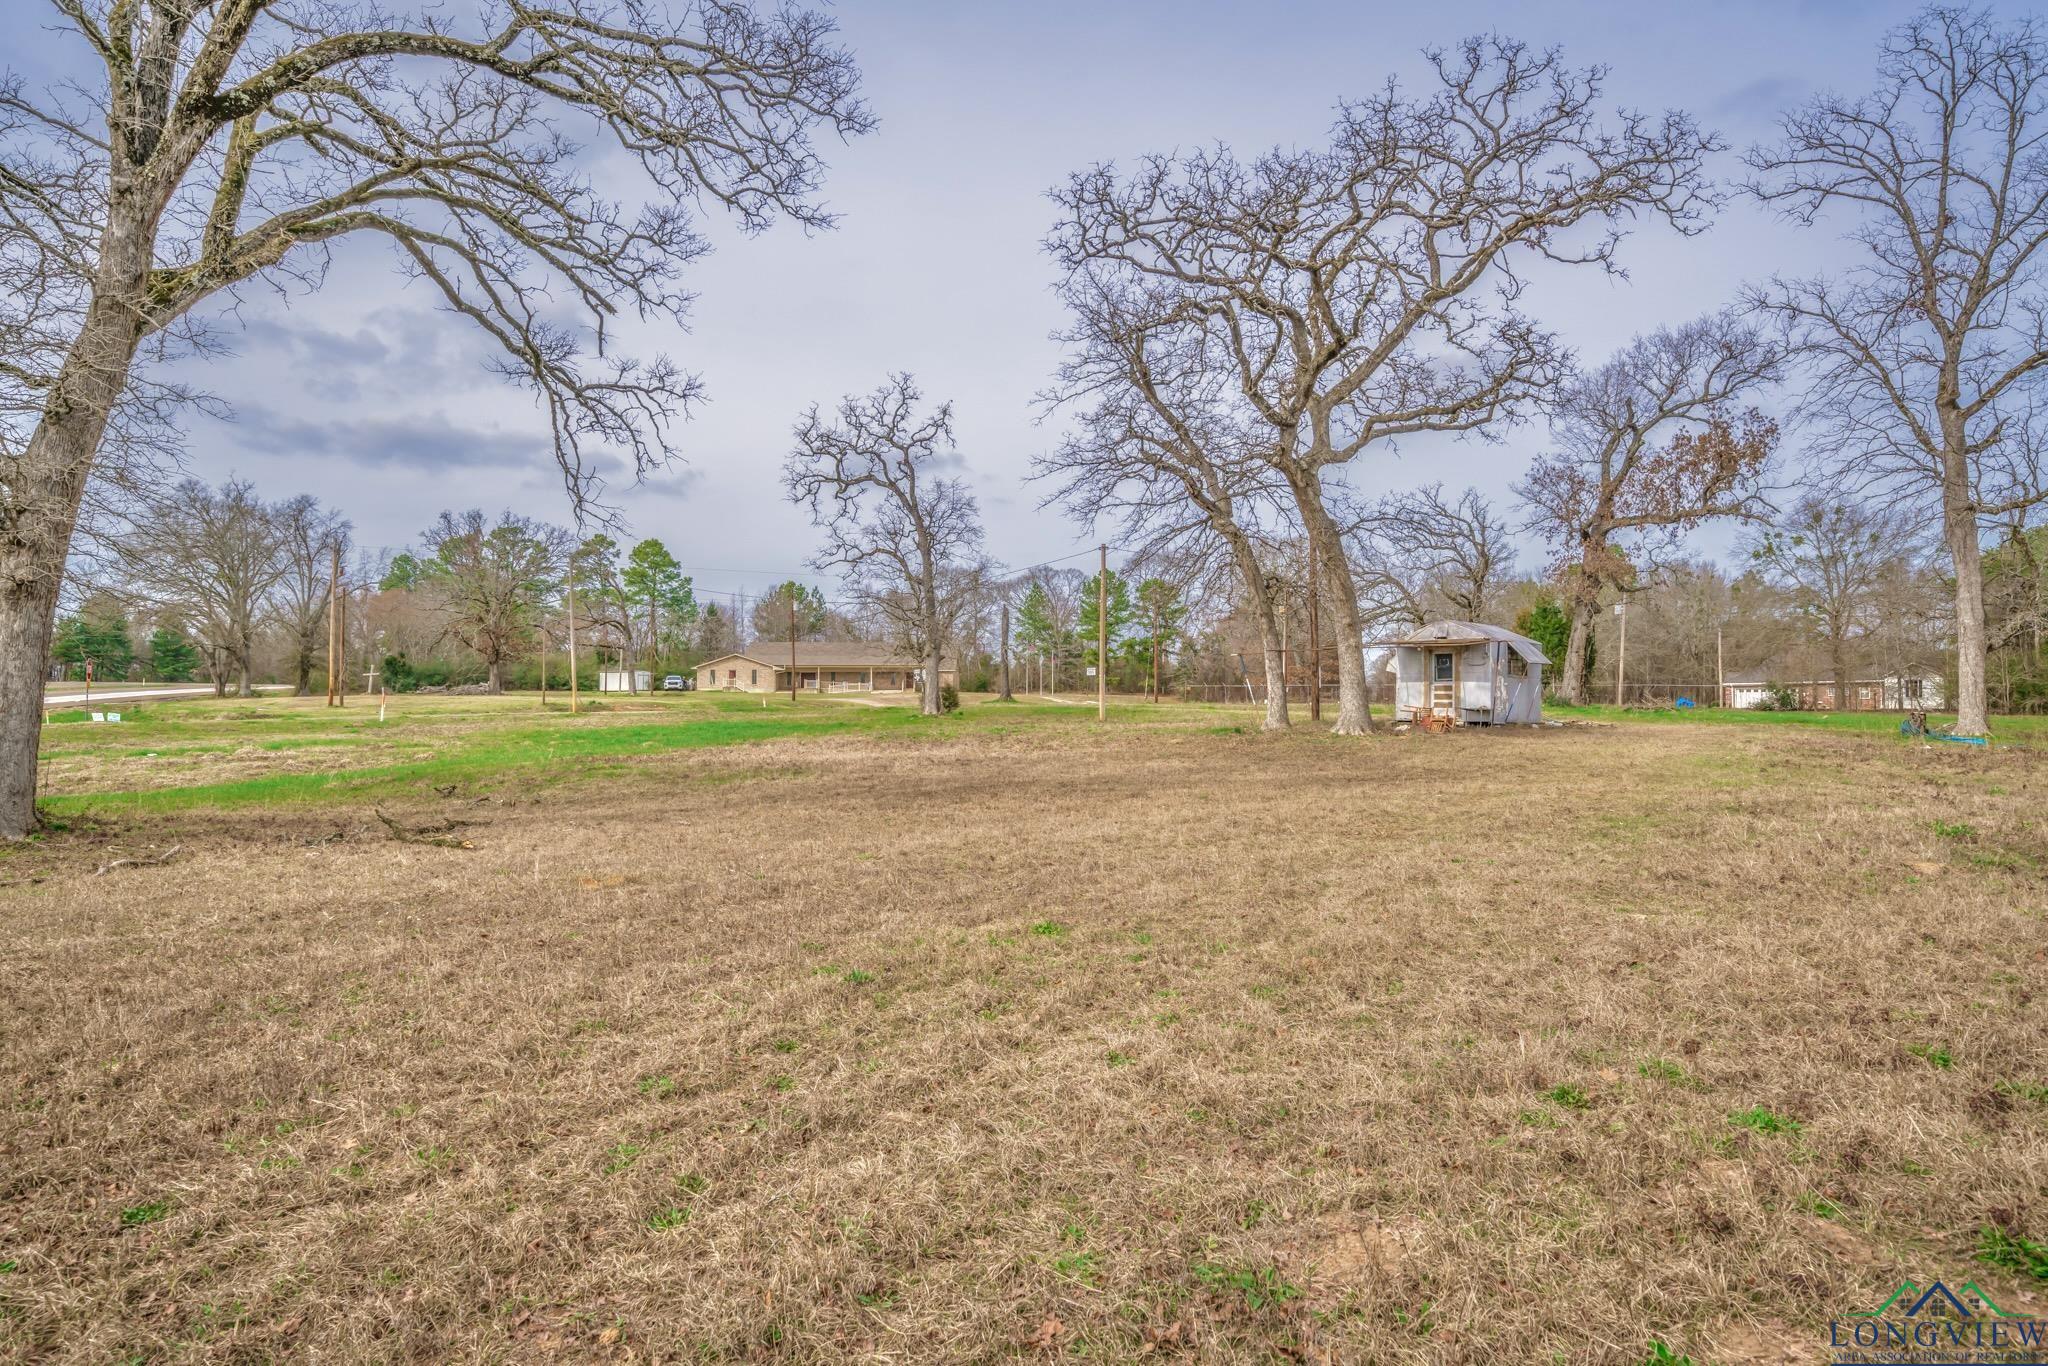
[41, 683, 292, 710]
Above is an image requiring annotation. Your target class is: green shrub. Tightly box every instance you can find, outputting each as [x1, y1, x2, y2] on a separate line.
[939, 682, 960, 713]
[1751, 683, 1801, 712]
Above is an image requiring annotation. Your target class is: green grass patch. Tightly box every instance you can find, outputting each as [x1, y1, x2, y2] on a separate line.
[1729, 1106, 1801, 1137]
[119, 1200, 171, 1228]
[1192, 1262, 1302, 1310]
[1977, 1225, 2048, 1281]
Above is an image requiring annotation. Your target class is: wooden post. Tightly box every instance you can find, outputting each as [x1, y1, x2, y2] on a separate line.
[1097, 544, 1108, 721]
[789, 597, 798, 703]
[540, 617, 548, 707]
[568, 578, 580, 715]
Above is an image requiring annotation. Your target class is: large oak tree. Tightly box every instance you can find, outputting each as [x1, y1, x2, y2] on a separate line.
[1746, 4, 2048, 735]
[0, 0, 869, 835]
[1050, 36, 1716, 732]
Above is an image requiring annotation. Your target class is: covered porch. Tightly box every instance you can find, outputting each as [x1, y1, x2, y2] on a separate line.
[772, 668, 916, 693]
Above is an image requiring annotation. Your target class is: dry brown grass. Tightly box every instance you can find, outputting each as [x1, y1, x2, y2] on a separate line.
[2, 718, 2045, 1362]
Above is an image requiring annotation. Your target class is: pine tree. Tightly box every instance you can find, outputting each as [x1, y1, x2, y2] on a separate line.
[1132, 578, 1190, 699]
[147, 626, 201, 682]
[1078, 569, 1135, 683]
[621, 539, 697, 672]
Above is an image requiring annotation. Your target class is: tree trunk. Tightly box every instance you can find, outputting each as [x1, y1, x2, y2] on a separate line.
[923, 641, 942, 716]
[1830, 634, 1850, 712]
[294, 650, 313, 697]
[0, 238, 152, 835]
[488, 657, 505, 694]
[1285, 471, 1372, 734]
[1946, 489, 1991, 736]
[1560, 603, 1595, 706]
[0, 566, 64, 838]
[1224, 539, 1289, 730]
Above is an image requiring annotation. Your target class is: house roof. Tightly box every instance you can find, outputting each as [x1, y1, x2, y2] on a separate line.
[1386, 620, 1552, 665]
[701, 643, 955, 670]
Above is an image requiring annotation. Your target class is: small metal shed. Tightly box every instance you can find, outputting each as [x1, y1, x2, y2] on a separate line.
[1385, 621, 1550, 726]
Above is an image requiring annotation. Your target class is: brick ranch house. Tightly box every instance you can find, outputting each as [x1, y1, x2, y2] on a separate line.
[1719, 666, 1945, 711]
[696, 643, 958, 695]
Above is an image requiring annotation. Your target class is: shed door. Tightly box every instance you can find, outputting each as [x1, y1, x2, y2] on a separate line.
[1430, 651, 1457, 716]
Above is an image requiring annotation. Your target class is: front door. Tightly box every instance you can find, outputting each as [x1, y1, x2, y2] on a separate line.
[1430, 652, 1456, 718]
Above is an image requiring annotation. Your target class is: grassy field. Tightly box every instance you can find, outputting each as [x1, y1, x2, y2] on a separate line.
[2, 692, 2046, 1362]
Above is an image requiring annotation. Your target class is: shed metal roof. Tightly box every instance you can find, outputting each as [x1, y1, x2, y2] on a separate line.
[1385, 620, 1552, 665]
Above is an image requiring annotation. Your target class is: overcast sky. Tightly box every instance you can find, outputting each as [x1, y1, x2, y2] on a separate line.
[30, 0, 1946, 616]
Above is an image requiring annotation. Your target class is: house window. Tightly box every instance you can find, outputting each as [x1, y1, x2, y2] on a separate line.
[750, 669, 759, 685]
[1433, 652, 1454, 683]
[1508, 654, 1528, 678]
[1906, 678, 1923, 701]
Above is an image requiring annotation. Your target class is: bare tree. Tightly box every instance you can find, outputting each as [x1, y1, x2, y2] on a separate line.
[1742, 496, 1921, 710]
[271, 494, 350, 696]
[114, 476, 288, 696]
[1745, 5, 2048, 735]
[1037, 276, 1295, 729]
[1050, 37, 1717, 733]
[0, 2, 869, 833]
[1352, 484, 1514, 624]
[1517, 315, 1783, 703]
[786, 375, 985, 716]
[423, 509, 570, 693]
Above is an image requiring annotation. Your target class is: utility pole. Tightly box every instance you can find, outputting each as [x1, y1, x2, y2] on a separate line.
[540, 619, 548, 707]
[1716, 623, 1724, 709]
[1097, 544, 1108, 721]
[788, 596, 798, 703]
[1614, 596, 1628, 706]
[1307, 535, 1321, 722]
[326, 543, 342, 706]
[999, 600, 1013, 701]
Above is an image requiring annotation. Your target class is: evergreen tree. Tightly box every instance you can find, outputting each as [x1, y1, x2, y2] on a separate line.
[1517, 595, 1590, 691]
[749, 580, 825, 641]
[380, 551, 434, 592]
[621, 539, 696, 671]
[1131, 578, 1190, 698]
[51, 600, 133, 681]
[146, 626, 201, 682]
[1078, 569, 1135, 679]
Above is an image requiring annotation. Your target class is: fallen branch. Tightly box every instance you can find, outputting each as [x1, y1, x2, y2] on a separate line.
[93, 845, 182, 877]
[375, 810, 476, 849]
